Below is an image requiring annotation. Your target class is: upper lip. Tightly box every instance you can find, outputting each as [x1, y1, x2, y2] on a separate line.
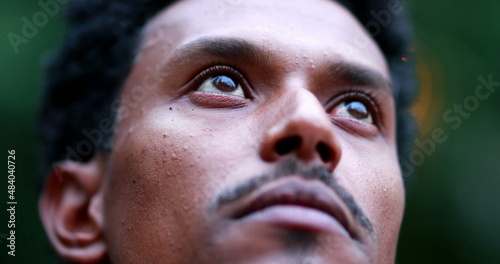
[228, 177, 357, 239]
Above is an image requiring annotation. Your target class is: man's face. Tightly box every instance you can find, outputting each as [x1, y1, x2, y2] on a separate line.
[104, 0, 404, 263]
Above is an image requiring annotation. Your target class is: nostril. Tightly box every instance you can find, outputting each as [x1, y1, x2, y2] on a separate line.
[275, 136, 302, 156]
[317, 142, 333, 163]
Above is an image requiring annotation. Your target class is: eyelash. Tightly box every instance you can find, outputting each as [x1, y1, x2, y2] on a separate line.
[332, 87, 385, 126]
[190, 65, 252, 98]
[187, 65, 386, 126]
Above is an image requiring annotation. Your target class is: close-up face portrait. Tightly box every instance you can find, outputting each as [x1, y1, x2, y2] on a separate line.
[106, 1, 401, 263]
[35, 0, 415, 263]
[36, 0, 413, 264]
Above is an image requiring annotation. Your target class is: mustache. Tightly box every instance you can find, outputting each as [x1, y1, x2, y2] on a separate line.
[210, 157, 374, 234]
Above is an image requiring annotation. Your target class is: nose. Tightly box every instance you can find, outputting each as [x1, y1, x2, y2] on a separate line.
[260, 90, 342, 172]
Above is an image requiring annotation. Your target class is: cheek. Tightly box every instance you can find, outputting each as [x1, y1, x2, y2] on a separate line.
[104, 113, 211, 262]
[336, 136, 405, 256]
[104, 128, 199, 262]
[103, 107, 262, 262]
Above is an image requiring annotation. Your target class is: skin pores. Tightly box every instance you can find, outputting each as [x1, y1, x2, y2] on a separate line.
[103, 0, 404, 263]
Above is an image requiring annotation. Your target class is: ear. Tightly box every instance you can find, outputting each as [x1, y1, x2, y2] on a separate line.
[39, 154, 107, 263]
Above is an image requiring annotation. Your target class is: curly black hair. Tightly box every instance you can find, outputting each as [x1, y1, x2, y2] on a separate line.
[38, 0, 417, 182]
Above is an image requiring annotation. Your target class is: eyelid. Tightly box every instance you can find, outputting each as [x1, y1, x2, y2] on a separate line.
[190, 65, 254, 99]
[328, 88, 384, 127]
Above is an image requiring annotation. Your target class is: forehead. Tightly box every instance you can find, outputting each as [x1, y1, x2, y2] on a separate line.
[139, 0, 390, 79]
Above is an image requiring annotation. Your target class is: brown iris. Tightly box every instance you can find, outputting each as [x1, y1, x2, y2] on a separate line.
[345, 101, 370, 120]
[210, 75, 238, 93]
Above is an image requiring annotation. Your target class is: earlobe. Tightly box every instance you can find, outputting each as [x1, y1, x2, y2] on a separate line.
[39, 155, 108, 263]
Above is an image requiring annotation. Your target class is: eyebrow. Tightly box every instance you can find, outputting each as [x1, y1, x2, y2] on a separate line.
[327, 61, 392, 91]
[168, 37, 269, 67]
[167, 37, 392, 91]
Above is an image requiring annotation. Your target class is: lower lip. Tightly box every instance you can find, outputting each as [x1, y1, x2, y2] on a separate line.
[239, 205, 350, 237]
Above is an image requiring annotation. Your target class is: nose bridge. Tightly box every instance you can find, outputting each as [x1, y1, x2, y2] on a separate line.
[279, 90, 334, 148]
[260, 88, 342, 172]
[287, 89, 331, 128]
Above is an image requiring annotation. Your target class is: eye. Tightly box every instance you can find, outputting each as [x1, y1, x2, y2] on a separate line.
[197, 74, 244, 97]
[333, 100, 373, 124]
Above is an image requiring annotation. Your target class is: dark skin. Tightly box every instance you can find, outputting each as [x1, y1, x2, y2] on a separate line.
[40, 0, 405, 263]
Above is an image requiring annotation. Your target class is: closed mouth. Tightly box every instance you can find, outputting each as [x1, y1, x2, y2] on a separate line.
[229, 178, 357, 239]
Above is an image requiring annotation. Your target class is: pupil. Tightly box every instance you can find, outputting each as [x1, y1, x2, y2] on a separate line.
[211, 75, 237, 92]
[346, 101, 369, 119]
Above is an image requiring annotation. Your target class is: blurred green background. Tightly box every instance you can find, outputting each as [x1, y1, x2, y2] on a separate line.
[0, 0, 499, 263]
